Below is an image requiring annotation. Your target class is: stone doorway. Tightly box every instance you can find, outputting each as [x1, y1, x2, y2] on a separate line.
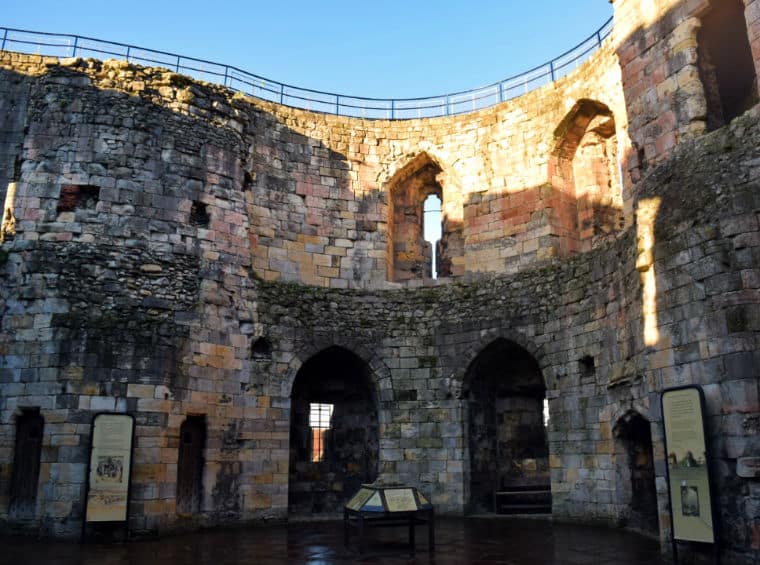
[9, 410, 44, 519]
[614, 412, 659, 536]
[177, 415, 206, 515]
[288, 346, 379, 517]
[464, 339, 550, 514]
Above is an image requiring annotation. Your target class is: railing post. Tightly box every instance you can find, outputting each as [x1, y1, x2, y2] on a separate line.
[1, 28, 8, 52]
[550, 61, 556, 82]
[391, 100, 395, 120]
[126, 46, 131, 62]
[72, 36, 79, 58]
[176, 56, 180, 72]
[335, 95, 340, 116]
[498, 82, 504, 103]
[445, 95, 450, 116]
[279, 83, 284, 104]
[596, 31, 602, 47]
[223, 66, 228, 87]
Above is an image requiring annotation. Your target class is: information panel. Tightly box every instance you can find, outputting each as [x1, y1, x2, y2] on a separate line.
[662, 387, 715, 544]
[383, 488, 418, 512]
[346, 487, 374, 511]
[85, 413, 134, 523]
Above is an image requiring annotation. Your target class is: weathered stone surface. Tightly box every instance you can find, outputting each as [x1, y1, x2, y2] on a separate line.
[0, 2, 758, 563]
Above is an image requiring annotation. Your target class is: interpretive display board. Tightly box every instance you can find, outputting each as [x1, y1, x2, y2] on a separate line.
[85, 413, 135, 523]
[346, 487, 374, 511]
[661, 386, 715, 544]
[383, 488, 418, 512]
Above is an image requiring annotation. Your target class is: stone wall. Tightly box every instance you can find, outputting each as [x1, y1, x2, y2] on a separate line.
[0, 1, 758, 562]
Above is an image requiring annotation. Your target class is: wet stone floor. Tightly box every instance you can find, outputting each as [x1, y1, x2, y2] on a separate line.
[1, 517, 666, 565]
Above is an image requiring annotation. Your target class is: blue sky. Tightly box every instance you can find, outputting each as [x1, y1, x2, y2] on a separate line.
[4, 1, 612, 99]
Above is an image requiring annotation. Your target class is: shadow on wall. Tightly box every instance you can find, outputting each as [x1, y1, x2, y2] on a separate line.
[616, 0, 759, 181]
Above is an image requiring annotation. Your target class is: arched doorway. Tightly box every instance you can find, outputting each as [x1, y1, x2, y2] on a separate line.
[176, 415, 206, 515]
[614, 412, 659, 535]
[288, 346, 379, 516]
[9, 410, 44, 519]
[464, 339, 550, 514]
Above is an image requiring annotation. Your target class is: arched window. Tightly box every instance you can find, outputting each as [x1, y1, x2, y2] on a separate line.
[423, 193, 442, 278]
[549, 100, 624, 253]
[387, 153, 463, 282]
[698, 0, 758, 131]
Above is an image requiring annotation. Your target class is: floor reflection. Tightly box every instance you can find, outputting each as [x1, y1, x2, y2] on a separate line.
[1, 517, 664, 565]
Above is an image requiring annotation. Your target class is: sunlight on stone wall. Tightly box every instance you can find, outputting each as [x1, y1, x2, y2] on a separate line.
[635, 197, 661, 346]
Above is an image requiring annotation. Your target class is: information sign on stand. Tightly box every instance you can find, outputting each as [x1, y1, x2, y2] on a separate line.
[661, 386, 719, 561]
[83, 413, 135, 540]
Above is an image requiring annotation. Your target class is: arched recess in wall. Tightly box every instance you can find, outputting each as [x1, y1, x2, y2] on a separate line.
[613, 411, 659, 536]
[386, 152, 463, 282]
[288, 346, 379, 516]
[549, 99, 624, 254]
[176, 415, 206, 515]
[463, 339, 551, 515]
[9, 409, 44, 519]
[697, 0, 758, 131]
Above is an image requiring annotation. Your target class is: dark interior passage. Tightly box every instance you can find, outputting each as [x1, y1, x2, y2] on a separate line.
[288, 346, 379, 516]
[698, 0, 758, 130]
[614, 413, 659, 535]
[9, 410, 44, 519]
[177, 415, 206, 515]
[465, 339, 550, 514]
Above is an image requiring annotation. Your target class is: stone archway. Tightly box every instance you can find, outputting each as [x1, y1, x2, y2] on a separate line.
[385, 152, 464, 281]
[613, 411, 659, 536]
[463, 338, 550, 514]
[287, 346, 379, 517]
[549, 99, 624, 253]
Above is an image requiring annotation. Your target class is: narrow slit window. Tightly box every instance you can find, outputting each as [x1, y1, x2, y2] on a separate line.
[309, 403, 333, 462]
[423, 194, 442, 279]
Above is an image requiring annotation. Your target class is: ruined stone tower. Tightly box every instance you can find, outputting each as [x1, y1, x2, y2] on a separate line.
[0, 0, 758, 562]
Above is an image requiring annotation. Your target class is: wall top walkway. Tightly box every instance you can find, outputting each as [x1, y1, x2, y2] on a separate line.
[0, 20, 612, 120]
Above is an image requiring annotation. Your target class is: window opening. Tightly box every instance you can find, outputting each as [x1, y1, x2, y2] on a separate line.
[251, 337, 272, 359]
[190, 201, 210, 227]
[579, 355, 596, 379]
[698, 0, 758, 130]
[57, 185, 100, 213]
[309, 403, 333, 462]
[543, 398, 550, 427]
[423, 194, 442, 279]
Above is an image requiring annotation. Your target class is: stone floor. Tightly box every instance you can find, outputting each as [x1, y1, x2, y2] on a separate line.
[1, 517, 666, 564]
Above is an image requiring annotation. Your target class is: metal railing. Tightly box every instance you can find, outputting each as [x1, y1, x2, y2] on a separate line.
[0, 19, 612, 120]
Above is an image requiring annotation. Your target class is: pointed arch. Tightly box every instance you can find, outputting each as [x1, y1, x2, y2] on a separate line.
[462, 336, 550, 514]
[280, 335, 392, 402]
[696, 0, 758, 131]
[548, 99, 624, 254]
[384, 151, 464, 281]
[287, 344, 380, 516]
[453, 328, 548, 386]
[612, 410, 659, 535]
